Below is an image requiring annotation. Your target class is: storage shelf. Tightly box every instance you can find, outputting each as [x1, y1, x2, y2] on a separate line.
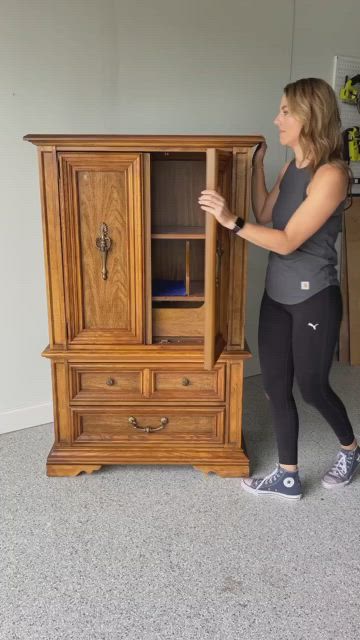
[152, 226, 205, 239]
[152, 295, 205, 302]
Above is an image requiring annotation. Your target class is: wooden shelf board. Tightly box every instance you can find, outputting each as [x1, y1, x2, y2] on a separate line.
[152, 280, 204, 301]
[152, 296, 204, 302]
[152, 226, 205, 239]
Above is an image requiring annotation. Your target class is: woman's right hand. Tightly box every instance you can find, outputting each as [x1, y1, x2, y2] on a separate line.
[252, 141, 267, 167]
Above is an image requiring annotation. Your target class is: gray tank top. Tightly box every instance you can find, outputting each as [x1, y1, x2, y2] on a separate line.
[265, 159, 344, 304]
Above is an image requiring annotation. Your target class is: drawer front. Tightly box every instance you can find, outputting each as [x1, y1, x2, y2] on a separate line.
[150, 365, 225, 400]
[70, 365, 143, 401]
[71, 406, 225, 444]
[70, 363, 225, 403]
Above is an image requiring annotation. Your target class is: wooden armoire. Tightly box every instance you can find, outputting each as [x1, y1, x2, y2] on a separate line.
[24, 135, 263, 477]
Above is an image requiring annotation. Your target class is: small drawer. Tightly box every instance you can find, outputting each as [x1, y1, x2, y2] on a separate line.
[71, 406, 225, 444]
[150, 365, 225, 401]
[69, 365, 143, 401]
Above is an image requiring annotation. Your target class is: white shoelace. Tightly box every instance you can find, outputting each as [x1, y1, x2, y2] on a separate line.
[331, 451, 351, 478]
[256, 466, 283, 489]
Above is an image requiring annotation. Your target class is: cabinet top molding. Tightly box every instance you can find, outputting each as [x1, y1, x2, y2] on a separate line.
[23, 134, 264, 148]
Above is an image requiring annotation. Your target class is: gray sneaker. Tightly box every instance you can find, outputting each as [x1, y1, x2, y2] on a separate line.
[321, 445, 360, 489]
[240, 463, 302, 500]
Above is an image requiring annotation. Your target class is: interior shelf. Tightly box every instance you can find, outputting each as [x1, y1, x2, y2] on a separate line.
[152, 279, 204, 301]
[151, 226, 205, 239]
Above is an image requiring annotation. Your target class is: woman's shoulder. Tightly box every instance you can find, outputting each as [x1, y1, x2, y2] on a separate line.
[308, 161, 348, 198]
[315, 161, 347, 177]
[313, 159, 349, 184]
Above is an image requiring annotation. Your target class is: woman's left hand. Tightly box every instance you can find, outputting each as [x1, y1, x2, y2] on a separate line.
[198, 190, 236, 230]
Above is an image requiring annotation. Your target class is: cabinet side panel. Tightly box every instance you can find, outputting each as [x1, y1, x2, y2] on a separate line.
[227, 361, 244, 446]
[143, 154, 152, 344]
[52, 361, 72, 444]
[228, 150, 252, 350]
[39, 150, 67, 346]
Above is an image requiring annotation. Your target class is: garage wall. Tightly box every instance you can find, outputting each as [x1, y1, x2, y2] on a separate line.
[2, 0, 360, 432]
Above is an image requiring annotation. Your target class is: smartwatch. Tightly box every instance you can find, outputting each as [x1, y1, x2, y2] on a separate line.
[231, 216, 245, 234]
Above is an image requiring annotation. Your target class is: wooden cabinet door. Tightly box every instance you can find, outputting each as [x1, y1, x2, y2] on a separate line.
[204, 149, 233, 369]
[58, 152, 144, 345]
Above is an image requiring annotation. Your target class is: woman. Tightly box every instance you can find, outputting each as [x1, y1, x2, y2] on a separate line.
[198, 77, 360, 500]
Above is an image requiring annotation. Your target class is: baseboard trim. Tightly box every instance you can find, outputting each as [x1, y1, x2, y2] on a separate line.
[0, 402, 53, 434]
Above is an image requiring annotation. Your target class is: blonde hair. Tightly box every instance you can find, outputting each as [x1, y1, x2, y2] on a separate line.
[284, 77, 353, 208]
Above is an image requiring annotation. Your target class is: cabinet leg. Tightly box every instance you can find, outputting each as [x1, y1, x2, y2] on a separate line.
[46, 464, 102, 477]
[193, 464, 248, 478]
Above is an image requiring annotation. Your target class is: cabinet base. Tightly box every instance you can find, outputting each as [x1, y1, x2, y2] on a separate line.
[46, 445, 249, 478]
[47, 464, 102, 477]
[46, 463, 248, 478]
[193, 464, 248, 478]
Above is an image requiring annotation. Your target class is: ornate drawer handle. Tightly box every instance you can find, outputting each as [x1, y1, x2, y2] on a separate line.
[182, 377, 190, 386]
[106, 377, 115, 386]
[128, 416, 168, 433]
[95, 222, 112, 280]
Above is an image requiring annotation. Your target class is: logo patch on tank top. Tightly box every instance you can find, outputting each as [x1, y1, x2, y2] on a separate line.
[301, 281, 310, 290]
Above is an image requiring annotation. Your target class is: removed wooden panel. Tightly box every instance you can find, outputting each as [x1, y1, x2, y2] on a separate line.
[345, 198, 360, 365]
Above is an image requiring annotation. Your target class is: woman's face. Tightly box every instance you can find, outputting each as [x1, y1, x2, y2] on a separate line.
[274, 95, 303, 148]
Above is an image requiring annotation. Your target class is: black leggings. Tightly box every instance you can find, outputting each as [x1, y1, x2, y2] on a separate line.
[258, 285, 355, 465]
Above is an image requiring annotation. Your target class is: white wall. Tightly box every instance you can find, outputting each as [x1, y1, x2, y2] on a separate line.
[0, 0, 118, 432]
[1, 0, 360, 433]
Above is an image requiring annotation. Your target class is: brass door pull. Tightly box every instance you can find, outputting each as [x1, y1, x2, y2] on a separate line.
[96, 222, 112, 280]
[182, 377, 190, 386]
[216, 243, 224, 287]
[106, 378, 115, 386]
[128, 416, 169, 433]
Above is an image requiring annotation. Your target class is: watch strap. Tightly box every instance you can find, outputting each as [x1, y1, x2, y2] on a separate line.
[231, 216, 245, 233]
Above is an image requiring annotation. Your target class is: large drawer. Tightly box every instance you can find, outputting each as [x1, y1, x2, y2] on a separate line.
[71, 406, 225, 444]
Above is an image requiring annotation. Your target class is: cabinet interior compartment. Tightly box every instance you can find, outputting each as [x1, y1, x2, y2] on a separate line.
[150, 152, 206, 233]
[150, 152, 206, 343]
[151, 239, 205, 299]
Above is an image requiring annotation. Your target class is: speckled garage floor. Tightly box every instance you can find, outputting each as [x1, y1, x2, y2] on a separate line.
[1, 360, 359, 640]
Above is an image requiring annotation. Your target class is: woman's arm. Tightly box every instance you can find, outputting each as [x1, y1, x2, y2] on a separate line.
[199, 164, 347, 255]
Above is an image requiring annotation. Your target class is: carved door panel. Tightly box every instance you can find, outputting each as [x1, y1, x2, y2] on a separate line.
[58, 152, 144, 345]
